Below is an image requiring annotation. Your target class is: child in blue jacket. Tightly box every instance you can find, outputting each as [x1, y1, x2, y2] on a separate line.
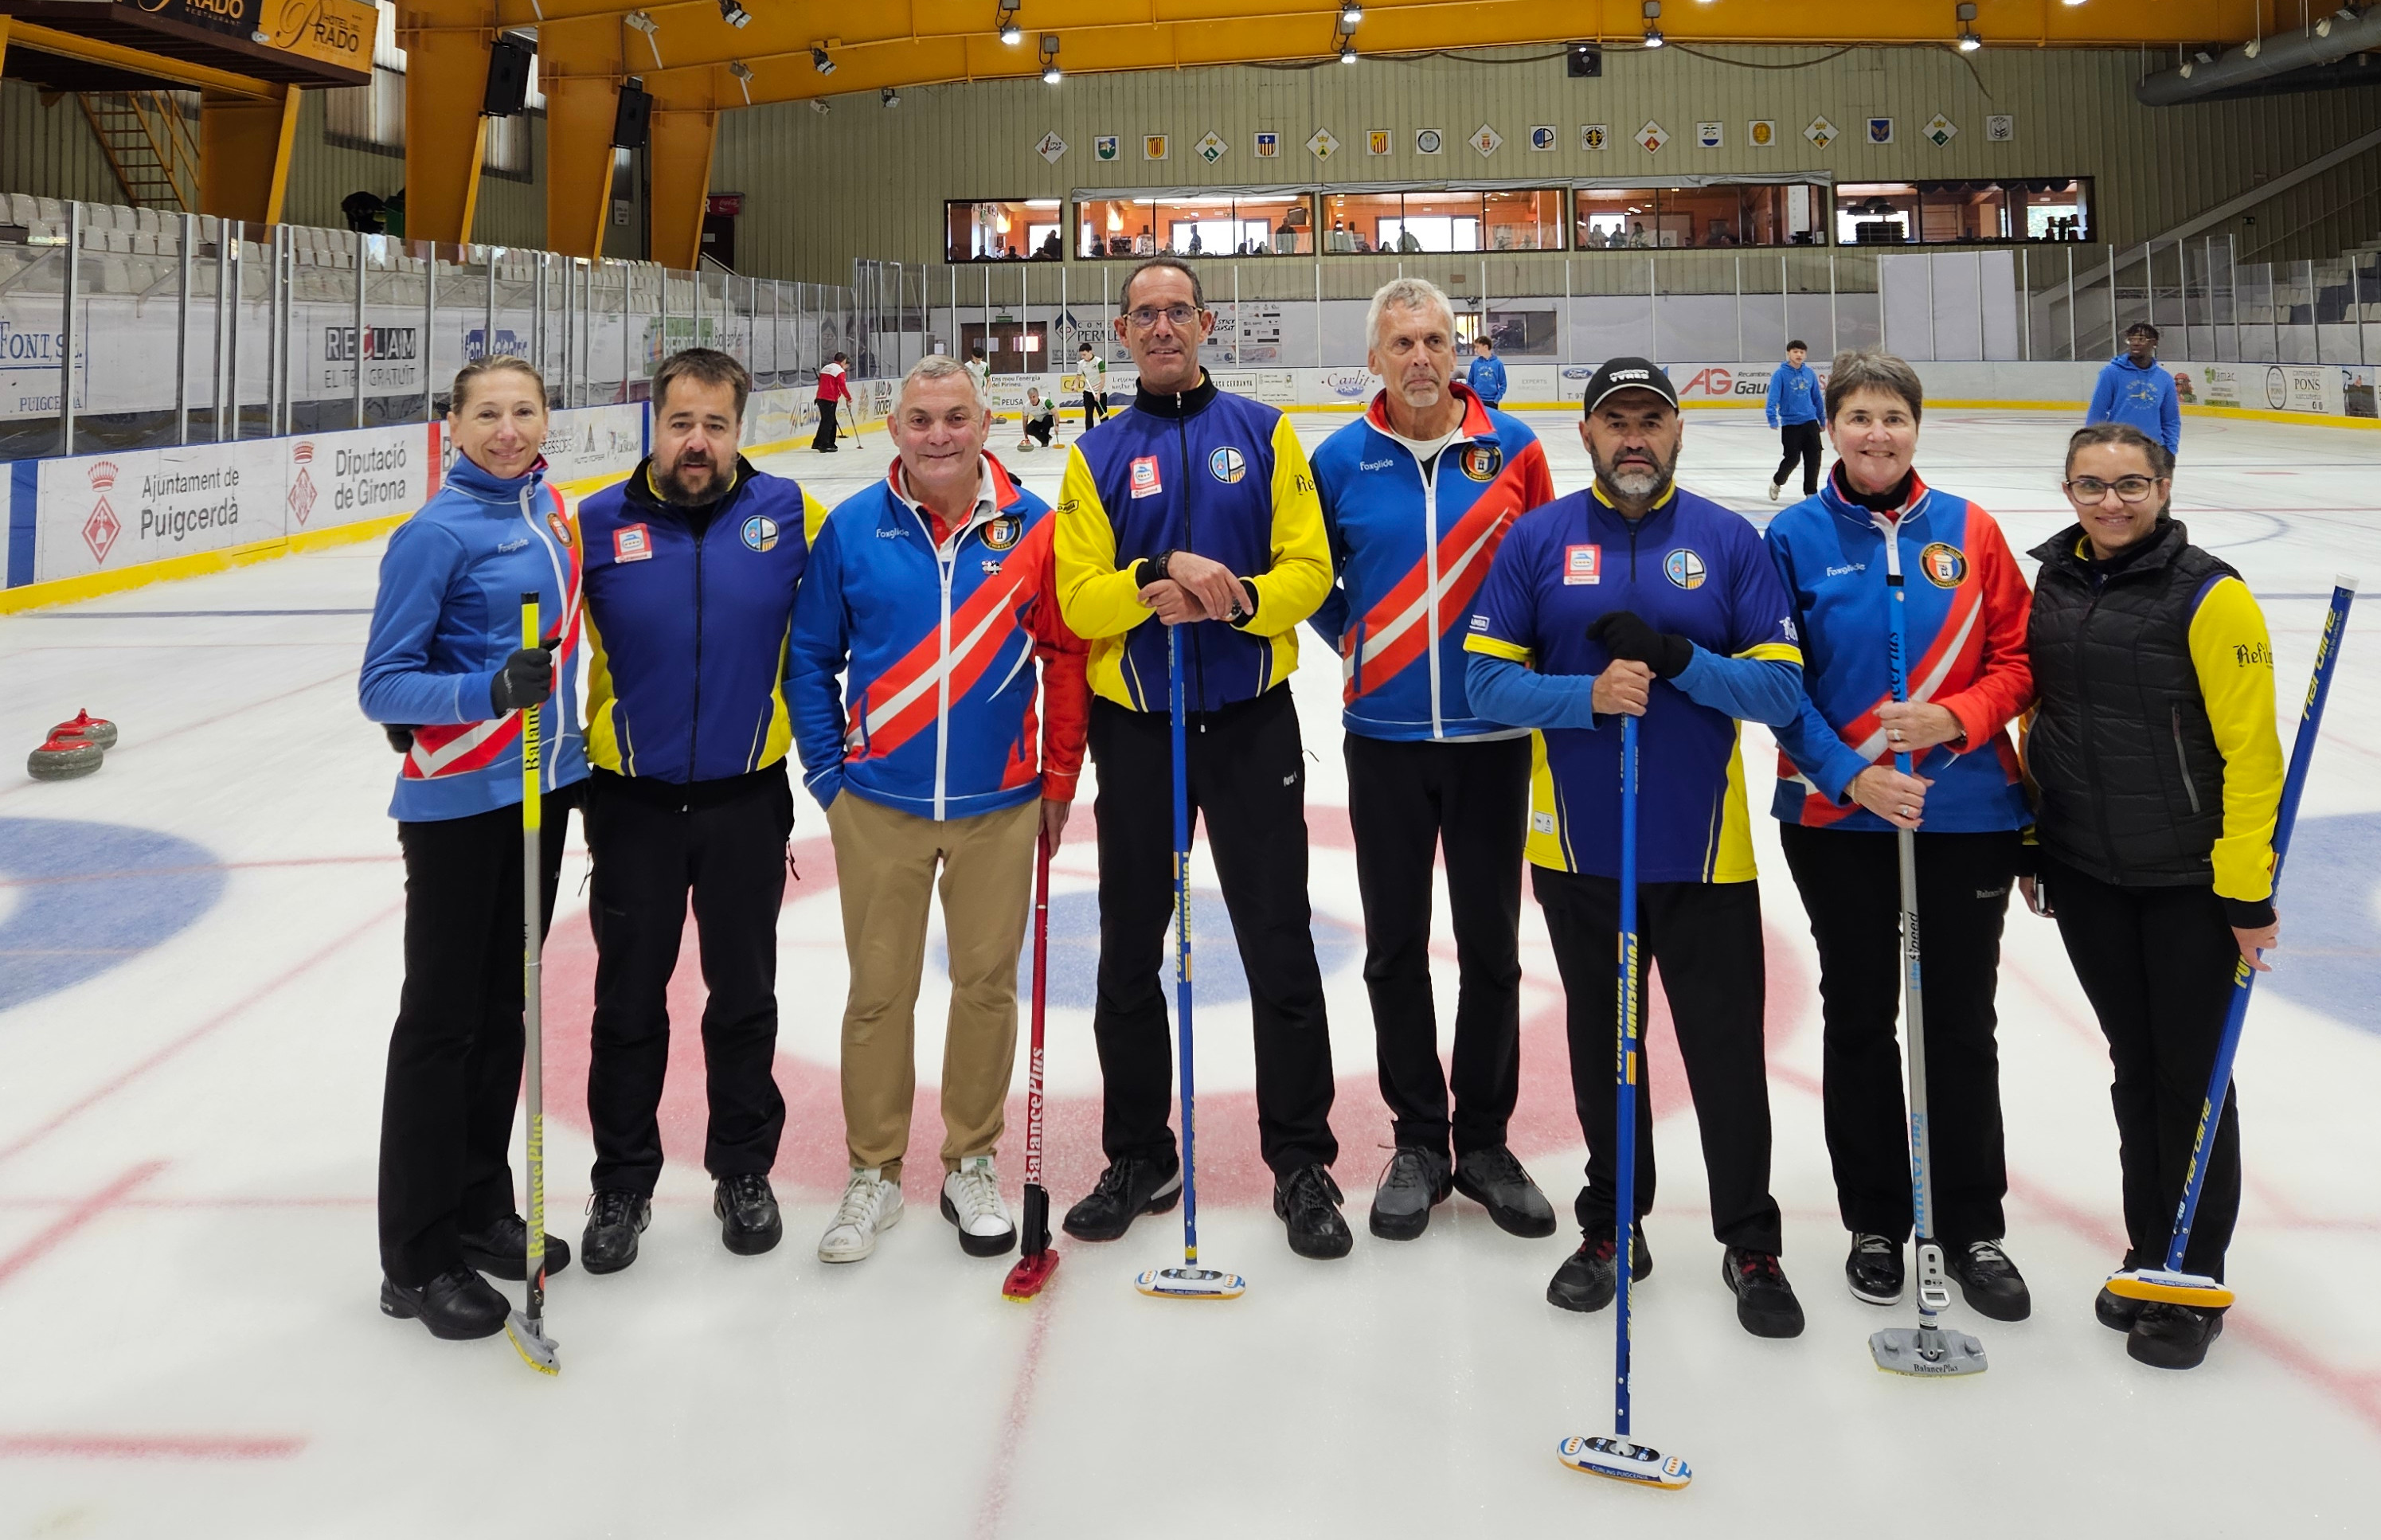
[2086, 323, 2181, 458]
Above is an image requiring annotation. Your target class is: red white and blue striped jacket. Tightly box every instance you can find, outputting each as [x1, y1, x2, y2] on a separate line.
[1308, 384, 1555, 741]
[787, 455, 1089, 821]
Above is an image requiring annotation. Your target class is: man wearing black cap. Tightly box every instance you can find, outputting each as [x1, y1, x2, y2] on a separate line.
[1460, 358, 1813, 1339]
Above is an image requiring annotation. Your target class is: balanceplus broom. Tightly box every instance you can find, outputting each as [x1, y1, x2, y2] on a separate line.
[506, 593, 560, 1375]
[2107, 576, 2358, 1312]
[1136, 623, 1244, 1301]
[1003, 828, 1061, 1301]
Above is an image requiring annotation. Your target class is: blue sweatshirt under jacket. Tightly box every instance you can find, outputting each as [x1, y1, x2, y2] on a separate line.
[1766, 362, 1821, 428]
[359, 455, 589, 823]
[2086, 354, 2182, 455]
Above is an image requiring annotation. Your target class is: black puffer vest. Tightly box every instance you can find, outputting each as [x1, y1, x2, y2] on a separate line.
[2026, 519, 2234, 887]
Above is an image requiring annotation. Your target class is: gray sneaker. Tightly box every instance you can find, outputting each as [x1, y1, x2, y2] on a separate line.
[1453, 1145, 1558, 1237]
[1367, 1147, 1452, 1241]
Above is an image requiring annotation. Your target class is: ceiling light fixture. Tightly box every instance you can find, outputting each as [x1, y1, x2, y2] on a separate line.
[728, 60, 754, 104]
[1338, 2, 1362, 27]
[1642, 1, 1663, 47]
[881, 84, 900, 107]
[624, 10, 664, 69]
[997, 0, 1022, 45]
[811, 44, 836, 75]
[811, 97, 830, 114]
[1956, 2, 1980, 50]
[717, 0, 750, 28]
[1339, 38, 1359, 62]
[1040, 33, 1061, 84]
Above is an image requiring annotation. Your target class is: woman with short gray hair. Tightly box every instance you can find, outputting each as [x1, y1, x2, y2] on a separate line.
[1761, 348, 2039, 1325]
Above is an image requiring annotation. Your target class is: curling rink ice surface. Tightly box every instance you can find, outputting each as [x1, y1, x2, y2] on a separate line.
[4, 404, 2380, 1539]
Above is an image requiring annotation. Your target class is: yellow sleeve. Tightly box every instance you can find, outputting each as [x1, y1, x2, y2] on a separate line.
[1053, 444, 1155, 640]
[2188, 576, 2284, 904]
[802, 489, 832, 546]
[1240, 414, 1334, 635]
[582, 608, 624, 775]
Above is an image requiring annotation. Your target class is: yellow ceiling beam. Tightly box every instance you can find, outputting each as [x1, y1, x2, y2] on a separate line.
[4, 20, 281, 101]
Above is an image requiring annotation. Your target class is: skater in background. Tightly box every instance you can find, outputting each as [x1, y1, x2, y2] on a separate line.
[1308, 278, 1558, 1242]
[573, 349, 828, 1274]
[1765, 340, 1823, 502]
[788, 354, 1089, 1264]
[1077, 341, 1110, 427]
[2021, 422, 2281, 1370]
[1052, 256, 1351, 1261]
[1017, 386, 1057, 451]
[360, 355, 586, 1342]
[965, 345, 991, 395]
[1765, 348, 2038, 1323]
[1464, 358, 1812, 1339]
[1464, 332, 1507, 408]
[813, 351, 851, 453]
[2086, 323, 2181, 460]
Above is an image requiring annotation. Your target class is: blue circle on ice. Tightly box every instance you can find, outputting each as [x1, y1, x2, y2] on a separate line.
[932, 888, 1361, 1009]
[0, 819, 225, 1014]
[2256, 811, 2381, 1035]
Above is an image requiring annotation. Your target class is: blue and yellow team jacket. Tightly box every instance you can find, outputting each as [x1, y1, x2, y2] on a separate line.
[786, 456, 1089, 823]
[1053, 373, 1332, 713]
[1308, 384, 1555, 741]
[576, 458, 829, 784]
[1464, 484, 1804, 883]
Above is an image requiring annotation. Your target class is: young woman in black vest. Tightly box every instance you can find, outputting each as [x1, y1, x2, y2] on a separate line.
[2021, 421, 2283, 1370]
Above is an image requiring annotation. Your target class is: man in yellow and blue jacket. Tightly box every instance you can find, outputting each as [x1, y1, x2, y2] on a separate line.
[1050, 256, 1353, 1261]
[571, 349, 830, 1275]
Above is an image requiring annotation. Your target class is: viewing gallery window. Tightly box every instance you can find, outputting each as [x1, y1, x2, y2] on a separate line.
[1077, 195, 1312, 258]
[1834, 180, 2093, 244]
[1574, 183, 1828, 249]
[946, 201, 1066, 262]
[1318, 190, 1566, 253]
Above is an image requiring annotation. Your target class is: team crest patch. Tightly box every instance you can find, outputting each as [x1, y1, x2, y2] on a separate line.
[613, 523, 653, 563]
[1919, 541, 1968, 588]
[1564, 544, 1602, 585]
[741, 514, 780, 553]
[546, 510, 573, 545]
[1209, 446, 1247, 483]
[980, 514, 1022, 551]
[1130, 455, 1163, 498]
[1459, 444, 1502, 482]
[1664, 548, 1707, 589]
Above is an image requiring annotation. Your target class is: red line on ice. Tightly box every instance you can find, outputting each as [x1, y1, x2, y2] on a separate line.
[0, 1433, 305, 1461]
[0, 1161, 166, 1288]
[972, 1288, 1058, 1540]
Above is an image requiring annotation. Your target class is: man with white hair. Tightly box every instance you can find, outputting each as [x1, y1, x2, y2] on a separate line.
[1307, 279, 1558, 1241]
[785, 354, 1089, 1264]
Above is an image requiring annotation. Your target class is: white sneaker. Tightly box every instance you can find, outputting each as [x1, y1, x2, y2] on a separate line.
[940, 1155, 1018, 1257]
[818, 1167, 904, 1263]
[1767, 479, 1783, 502]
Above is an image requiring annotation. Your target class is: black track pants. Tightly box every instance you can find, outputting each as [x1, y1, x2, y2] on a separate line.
[1531, 866, 1784, 1254]
[1779, 823, 2018, 1247]
[2040, 854, 2242, 1280]
[1345, 732, 1529, 1162]
[584, 767, 792, 1197]
[1088, 685, 1338, 1176]
[380, 786, 579, 1286]
[1774, 420, 1823, 494]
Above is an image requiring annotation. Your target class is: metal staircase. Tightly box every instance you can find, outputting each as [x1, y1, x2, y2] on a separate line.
[76, 92, 201, 213]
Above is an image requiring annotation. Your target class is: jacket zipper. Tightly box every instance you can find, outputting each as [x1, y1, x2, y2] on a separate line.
[2172, 703, 2203, 815]
[688, 518, 706, 795]
[1421, 448, 1444, 739]
[2074, 582, 2121, 874]
[903, 498, 961, 821]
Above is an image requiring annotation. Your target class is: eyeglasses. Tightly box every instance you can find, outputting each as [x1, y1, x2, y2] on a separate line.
[1124, 303, 1202, 330]
[2062, 475, 2165, 504]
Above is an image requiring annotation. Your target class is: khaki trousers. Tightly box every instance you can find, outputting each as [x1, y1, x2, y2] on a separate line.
[825, 791, 1039, 1182]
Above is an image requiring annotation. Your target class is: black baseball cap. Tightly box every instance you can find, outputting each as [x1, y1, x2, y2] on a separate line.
[1581, 358, 1679, 416]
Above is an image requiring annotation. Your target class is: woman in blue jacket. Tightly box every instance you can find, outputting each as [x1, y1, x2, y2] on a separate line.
[358, 356, 589, 1343]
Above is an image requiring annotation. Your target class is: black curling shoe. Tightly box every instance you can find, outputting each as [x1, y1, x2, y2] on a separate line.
[1275, 1164, 1354, 1260]
[581, 1189, 652, 1275]
[1546, 1230, 1654, 1313]
[715, 1174, 784, 1256]
[1062, 1154, 1183, 1242]
[1452, 1145, 1558, 1238]
[1845, 1233, 1905, 1306]
[380, 1266, 508, 1341]
[2096, 1284, 2148, 1332]
[459, 1214, 572, 1281]
[1947, 1239, 2032, 1322]
[1722, 1249, 1806, 1339]
[2128, 1303, 2225, 1369]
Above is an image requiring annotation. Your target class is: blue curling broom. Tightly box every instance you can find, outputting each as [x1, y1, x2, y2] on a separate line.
[2106, 576, 2359, 1311]
[1558, 715, 1689, 1489]
[1136, 623, 1245, 1301]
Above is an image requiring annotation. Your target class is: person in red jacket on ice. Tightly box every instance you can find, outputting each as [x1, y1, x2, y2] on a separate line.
[813, 351, 853, 453]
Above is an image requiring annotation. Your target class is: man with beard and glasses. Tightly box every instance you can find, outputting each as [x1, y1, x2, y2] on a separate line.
[1463, 358, 1814, 1340]
[573, 348, 831, 1273]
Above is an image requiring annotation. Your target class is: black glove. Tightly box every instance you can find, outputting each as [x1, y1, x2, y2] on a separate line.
[1587, 611, 1695, 680]
[384, 725, 416, 753]
[490, 647, 555, 713]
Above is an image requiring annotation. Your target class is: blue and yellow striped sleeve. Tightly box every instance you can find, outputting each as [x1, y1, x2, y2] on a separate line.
[2188, 575, 2283, 905]
[1053, 444, 1154, 640]
[1241, 415, 1334, 635]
